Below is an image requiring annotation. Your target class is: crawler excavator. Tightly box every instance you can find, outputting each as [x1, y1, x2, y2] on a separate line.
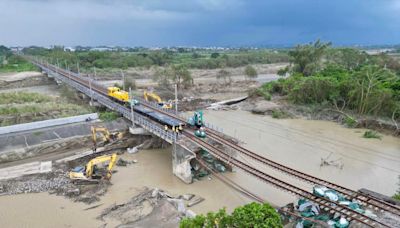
[143, 90, 172, 109]
[69, 153, 118, 184]
[91, 126, 124, 152]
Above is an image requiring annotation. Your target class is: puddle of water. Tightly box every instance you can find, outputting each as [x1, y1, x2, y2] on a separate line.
[203, 110, 400, 205]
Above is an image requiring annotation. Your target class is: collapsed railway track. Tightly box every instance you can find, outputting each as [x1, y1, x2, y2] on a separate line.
[205, 129, 400, 218]
[183, 131, 390, 228]
[28, 58, 398, 227]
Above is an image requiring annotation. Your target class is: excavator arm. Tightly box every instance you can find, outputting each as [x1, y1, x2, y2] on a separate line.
[85, 153, 118, 178]
[143, 90, 172, 109]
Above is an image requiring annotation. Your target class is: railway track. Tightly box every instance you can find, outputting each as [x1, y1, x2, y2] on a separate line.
[182, 131, 390, 228]
[29, 58, 398, 226]
[204, 129, 400, 218]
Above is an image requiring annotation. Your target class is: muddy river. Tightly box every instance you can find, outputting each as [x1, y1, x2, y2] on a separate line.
[0, 110, 399, 227]
[203, 110, 400, 205]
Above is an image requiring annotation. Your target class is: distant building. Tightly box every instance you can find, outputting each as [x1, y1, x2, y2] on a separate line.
[64, 47, 76, 52]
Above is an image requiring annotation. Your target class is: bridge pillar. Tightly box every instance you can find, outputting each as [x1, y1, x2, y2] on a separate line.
[172, 143, 195, 184]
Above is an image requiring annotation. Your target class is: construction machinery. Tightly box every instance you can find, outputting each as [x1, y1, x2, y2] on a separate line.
[91, 126, 123, 151]
[69, 153, 117, 183]
[108, 86, 129, 102]
[188, 111, 206, 137]
[143, 90, 172, 109]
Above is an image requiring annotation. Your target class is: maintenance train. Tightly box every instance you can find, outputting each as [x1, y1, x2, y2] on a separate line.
[107, 87, 184, 132]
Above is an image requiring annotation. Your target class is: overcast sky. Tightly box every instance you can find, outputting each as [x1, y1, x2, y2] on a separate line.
[0, 0, 399, 47]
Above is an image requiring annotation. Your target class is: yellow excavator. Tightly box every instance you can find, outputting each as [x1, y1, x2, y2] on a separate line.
[69, 153, 118, 183]
[143, 90, 172, 109]
[91, 126, 123, 152]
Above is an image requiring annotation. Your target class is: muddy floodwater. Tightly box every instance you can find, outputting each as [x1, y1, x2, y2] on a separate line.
[203, 110, 400, 206]
[0, 149, 251, 228]
[1, 110, 399, 227]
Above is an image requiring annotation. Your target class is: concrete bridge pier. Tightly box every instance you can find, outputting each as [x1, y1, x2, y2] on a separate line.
[172, 143, 195, 184]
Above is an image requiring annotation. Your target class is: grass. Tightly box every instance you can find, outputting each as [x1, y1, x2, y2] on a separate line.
[99, 111, 119, 121]
[0, 91, 92, 126]
[0, 61, 38, 73]
[362, 130, 382, 139]
[344, 116, 358, 128]
[0, 92, 53, 104]
[271, 109, 290, 119]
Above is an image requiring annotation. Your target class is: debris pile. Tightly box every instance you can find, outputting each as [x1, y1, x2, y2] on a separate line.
[190, 150, 226, 179]
[291, 185, 381, 228]
[98, 188, 201, 227]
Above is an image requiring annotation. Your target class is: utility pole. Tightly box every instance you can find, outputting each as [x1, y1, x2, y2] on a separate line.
[77, 62, 80, 76]
[90, 67, 95, 104]
[129, 87, 134, 125]
[174, 83, 178, 114]
[121, 69, 125, 91]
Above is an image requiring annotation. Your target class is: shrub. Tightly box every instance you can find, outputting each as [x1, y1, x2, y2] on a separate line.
[180, 202, 282, 228]
[99, 111, 119, 121]
[244, 65, 258, 79]
[363, 130, 381, 139]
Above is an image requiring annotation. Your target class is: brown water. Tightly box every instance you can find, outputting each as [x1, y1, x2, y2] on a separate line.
[0, 149, 251, 228]
[203, 110, 400, 206]
[1, 110, 399, 227]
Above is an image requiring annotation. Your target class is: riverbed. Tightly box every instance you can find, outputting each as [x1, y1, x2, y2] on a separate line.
[0, 110, 399, 227]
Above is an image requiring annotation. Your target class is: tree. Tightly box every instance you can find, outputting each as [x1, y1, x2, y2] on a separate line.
[348, 65, 397, 116]
[168, 64, 193, 88]
[217, 69, 231, 84]
[289, 39, 331, 76]
[244, 65, 258, 80]
[152, 65, 194, 89]
[211, 52, 220, 58]
[180, 202, 282, 228]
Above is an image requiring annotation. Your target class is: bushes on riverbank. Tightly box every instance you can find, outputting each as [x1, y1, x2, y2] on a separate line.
[180, 202, 282, 228]
[258, 41, 400, 122]
[261, 64, 400, 120]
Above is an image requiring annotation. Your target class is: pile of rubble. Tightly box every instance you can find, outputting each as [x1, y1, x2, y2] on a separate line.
[291, 185, 380, 228]
[98, 187, 202, 227]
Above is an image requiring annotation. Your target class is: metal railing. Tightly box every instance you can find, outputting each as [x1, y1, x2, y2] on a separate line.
[37, 62, 177, 143]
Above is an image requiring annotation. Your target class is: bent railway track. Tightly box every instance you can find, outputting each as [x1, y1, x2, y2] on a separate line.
[29, 58, 398, 226]
[205, 129, 400, 218]
[182, 131, 390, 228]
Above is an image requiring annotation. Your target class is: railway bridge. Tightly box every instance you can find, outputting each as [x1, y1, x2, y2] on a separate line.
[25, 55, 400, 228]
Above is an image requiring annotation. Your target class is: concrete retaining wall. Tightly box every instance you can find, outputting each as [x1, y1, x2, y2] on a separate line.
[0, 113, 98, 135]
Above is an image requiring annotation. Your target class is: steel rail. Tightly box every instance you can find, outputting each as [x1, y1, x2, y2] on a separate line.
[27, 57, 397, 225]
[205, 129, 400, 218]
[182, 131, 389, 228]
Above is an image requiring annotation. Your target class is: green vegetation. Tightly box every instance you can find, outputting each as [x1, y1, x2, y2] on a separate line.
[99, 111, 119, 121]
[272, 110, 290, 119]
[153, 64, 193, 88]
[0, 91, 92, 126]
[180, 202, 282, 228]
[0, 46, 38, 72]
[257, 40, 400, 124]
[362, 130, 382, 139]
[244, 65, 258, 80]
[0, 92, 52, 104]
[22, 46, 289, 71]
[393, 176, 400, 201]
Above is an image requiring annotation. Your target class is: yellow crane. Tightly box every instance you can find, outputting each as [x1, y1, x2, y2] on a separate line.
[91, 126, 123, 151]
[143, 90, 172, 109]
[69, 153, 118, 183]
